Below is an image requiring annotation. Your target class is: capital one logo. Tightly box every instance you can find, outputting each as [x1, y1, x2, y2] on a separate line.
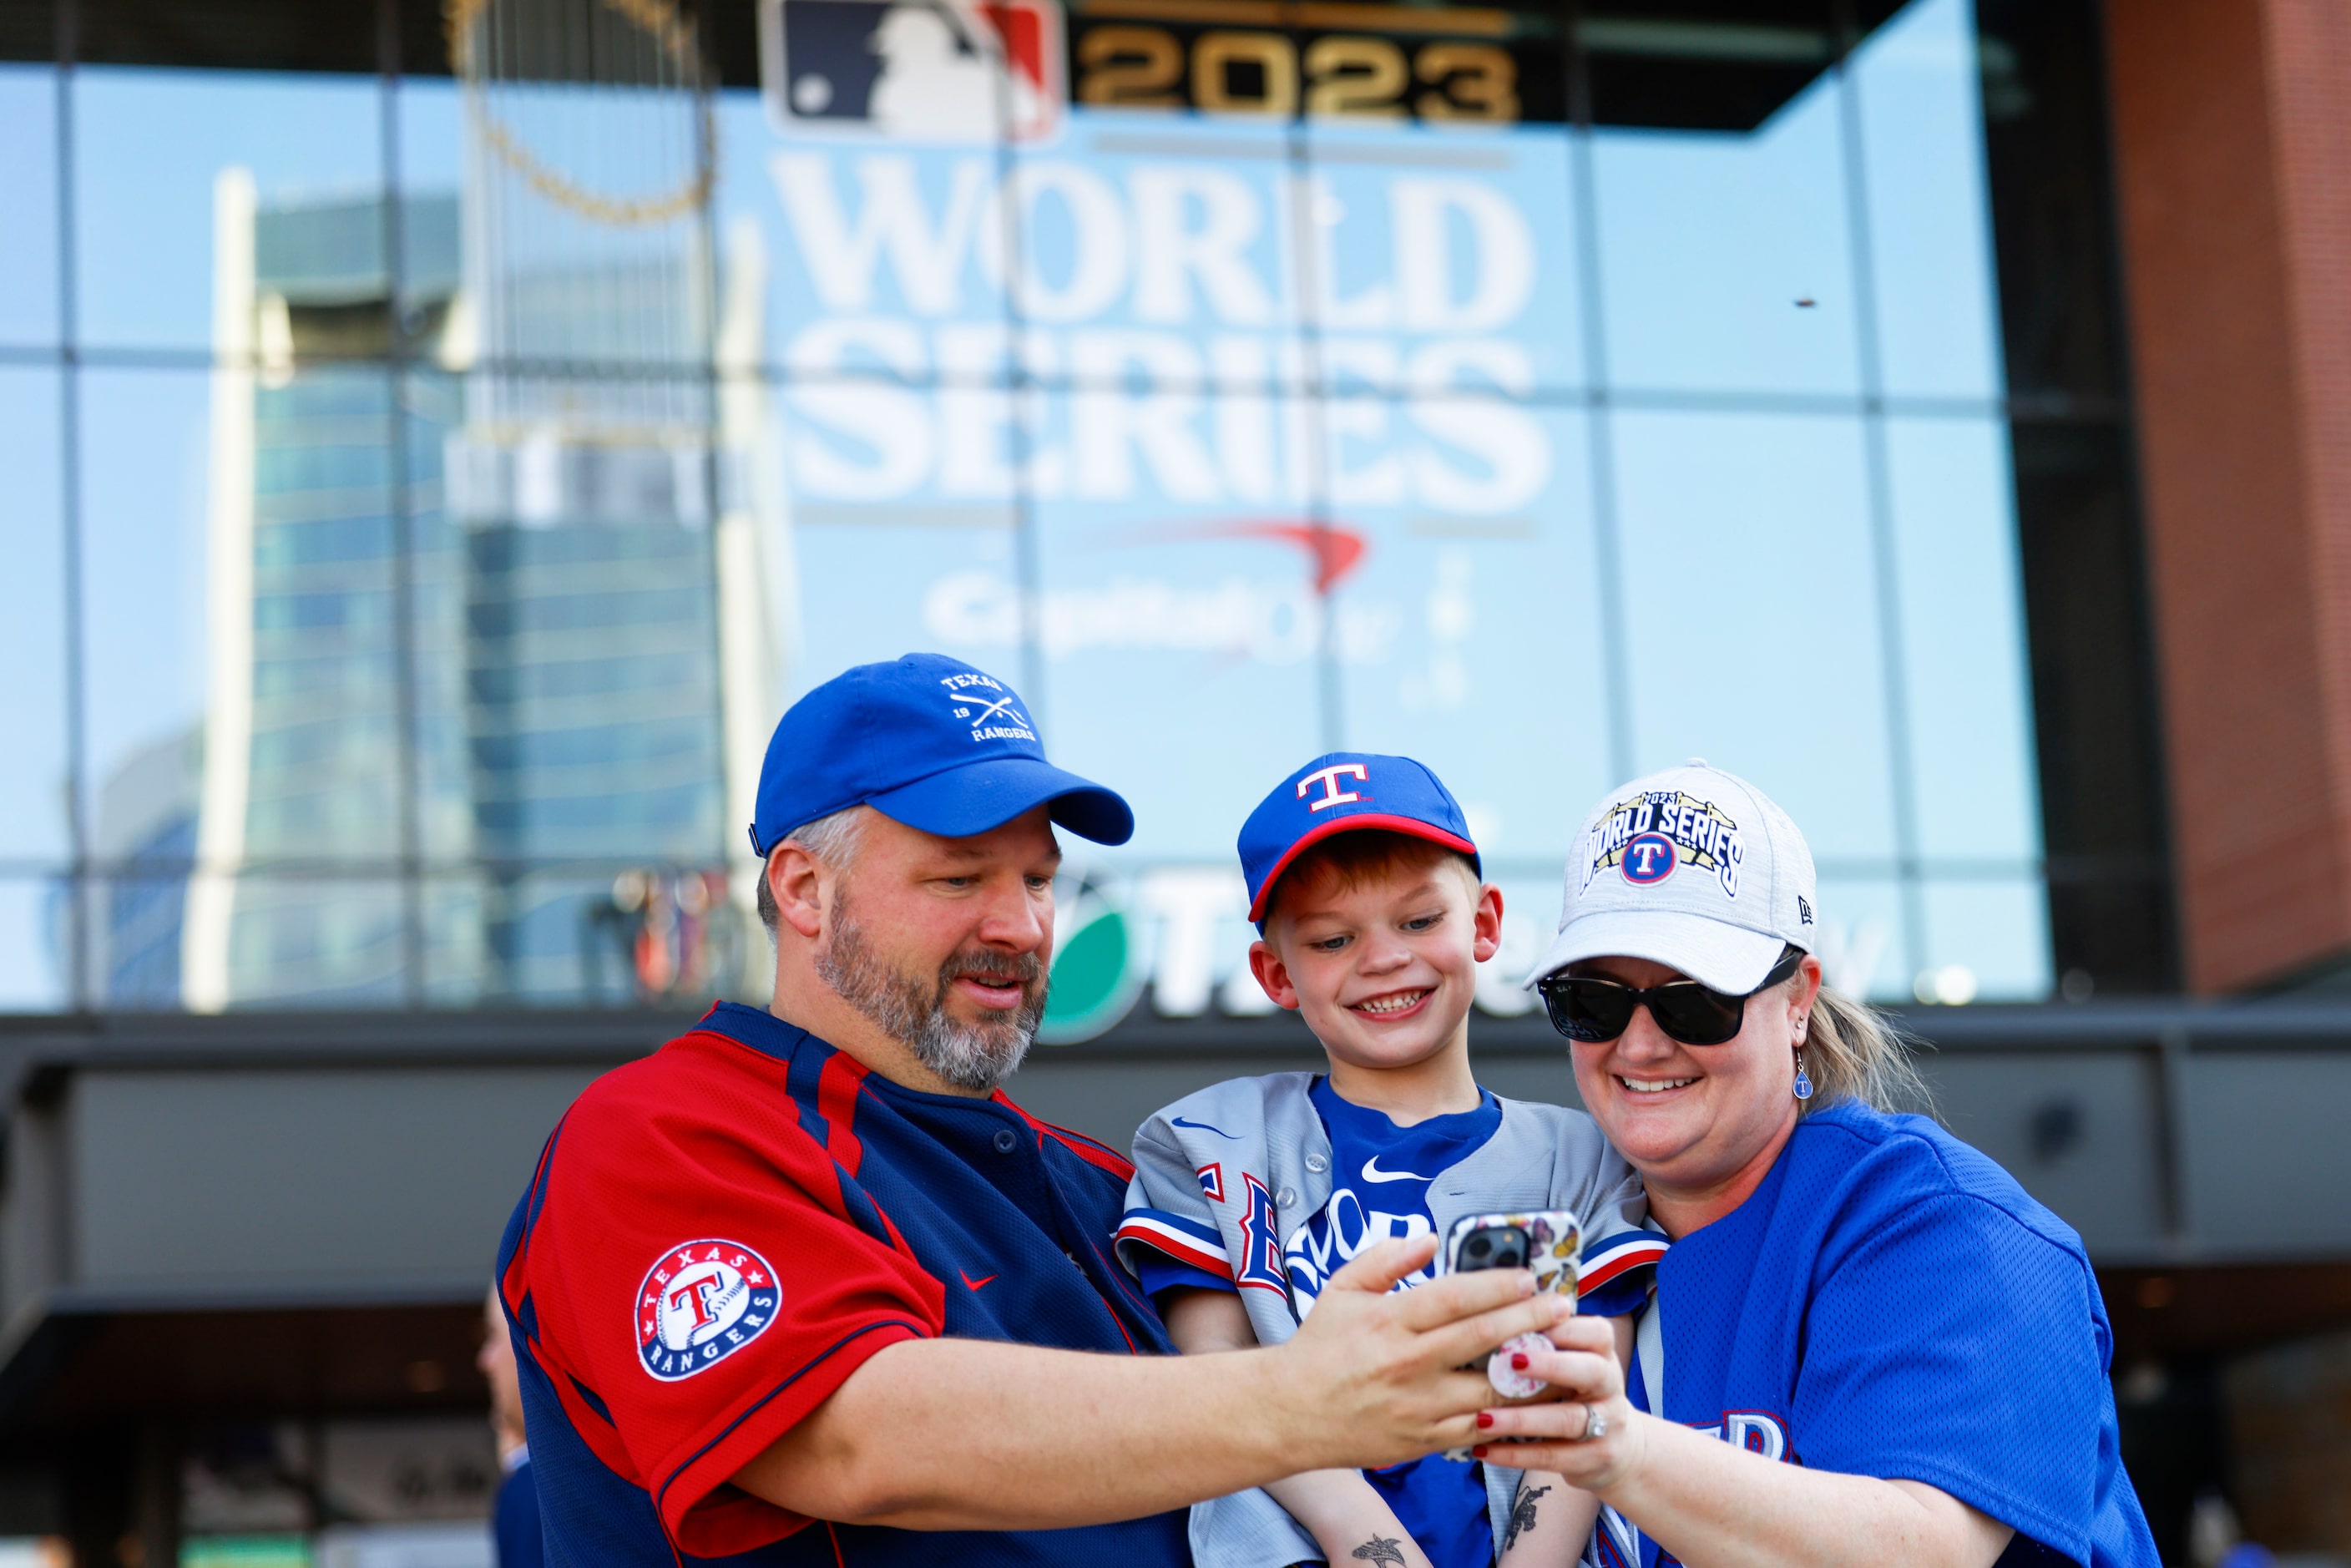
[761, 0, 1066, 144]
[1297, 763, 1368, 812]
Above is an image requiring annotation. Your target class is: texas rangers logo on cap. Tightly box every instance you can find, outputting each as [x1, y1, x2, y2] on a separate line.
[1237, 752, 1481, 923]
[636, 1239, 781, 1381]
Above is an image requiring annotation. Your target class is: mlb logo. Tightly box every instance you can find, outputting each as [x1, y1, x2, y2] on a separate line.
[759, 0, 1066, 144]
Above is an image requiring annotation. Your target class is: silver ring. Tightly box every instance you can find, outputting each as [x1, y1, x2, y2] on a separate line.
[1584, 1404, 1608, 1441]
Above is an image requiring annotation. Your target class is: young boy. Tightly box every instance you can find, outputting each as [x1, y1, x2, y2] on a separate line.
[1115, 754, 1666, 1568]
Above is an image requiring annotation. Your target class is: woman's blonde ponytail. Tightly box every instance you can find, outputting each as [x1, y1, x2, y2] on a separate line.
[1795, 979, 1934, 1118]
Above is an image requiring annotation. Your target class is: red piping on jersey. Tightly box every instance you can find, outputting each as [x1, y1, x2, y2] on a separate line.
[823, 1522, 847, 1567]
[999, 1096, 1137, 1181]
[816, 1052, 868, 1176]
[1579, 1239, 1669, 1297]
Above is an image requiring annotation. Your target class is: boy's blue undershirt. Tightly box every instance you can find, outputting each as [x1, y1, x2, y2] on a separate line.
[1139, 1076, 1503, 1568]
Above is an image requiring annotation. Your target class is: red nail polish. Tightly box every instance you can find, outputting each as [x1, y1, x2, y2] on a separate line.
[1511, 1353, 1529, 1370]
[1471, 1445, 1489, 1459]
[1475, 1411, 1494, 1429]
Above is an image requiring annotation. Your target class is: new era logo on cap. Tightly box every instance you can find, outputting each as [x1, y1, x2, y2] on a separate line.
[1525, 760, 1816, 997]
[1238, 752, 1480, 923]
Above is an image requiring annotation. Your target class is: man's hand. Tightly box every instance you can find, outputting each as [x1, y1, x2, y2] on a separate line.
[732, 1232, 1573, 1531]
[1267, 1235, 1577, 1474]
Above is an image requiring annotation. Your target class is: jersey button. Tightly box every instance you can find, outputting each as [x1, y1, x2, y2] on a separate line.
[1277, 1186, 1299, 1210]
[1304, 1153, 1328, 1174]
[992, 1128, 1019, 1153]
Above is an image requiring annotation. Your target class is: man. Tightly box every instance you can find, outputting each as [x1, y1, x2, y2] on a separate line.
[478, 1285, 544, 1568]
[495, 653, 1570, 1565]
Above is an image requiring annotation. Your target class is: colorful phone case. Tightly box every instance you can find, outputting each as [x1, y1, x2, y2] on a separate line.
[1439, 1208, 1580, 1461]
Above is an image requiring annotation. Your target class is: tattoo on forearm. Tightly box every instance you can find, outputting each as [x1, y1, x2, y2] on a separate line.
[1350, 1535, 1406, 1567]
[1502, 1484, 1551, 1554]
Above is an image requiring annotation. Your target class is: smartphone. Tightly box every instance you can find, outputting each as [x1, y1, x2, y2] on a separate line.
[1440, 1208, 1582, 1299]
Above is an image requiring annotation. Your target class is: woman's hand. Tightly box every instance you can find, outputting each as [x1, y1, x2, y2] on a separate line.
[1466, 1318, 2015, 1568]
[1468, 1316, 1651, 1491]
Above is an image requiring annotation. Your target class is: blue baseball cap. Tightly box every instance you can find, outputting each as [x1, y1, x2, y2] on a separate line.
[749, 654, 1134, 856]
[1238, 752, 1481, 922]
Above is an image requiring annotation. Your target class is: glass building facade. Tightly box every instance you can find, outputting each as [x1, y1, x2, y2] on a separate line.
[0, 0, 2167, 1024]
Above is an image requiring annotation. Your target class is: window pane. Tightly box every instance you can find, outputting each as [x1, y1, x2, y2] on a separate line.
[73, 68, 382, 353]
[82, 363, 403, 872]
[0, 367, 68, 862]
[1813, 877, 1909, 1004]
[1027, 386, 1322, 862]
[1920, 877, 2050, 1003]
[0, 65, 58, 346]
[0, 880, 68, 1011]
[90, 870, 193, 1008]
[1590, 4, 1860, 395]
[1305, 120, 1584, 397]
[1853, 0, 2005, 400]
[1332, 397, 1605, 869]
[1890, 415, 2041, 862]
[220, 876, 409, 1007]
[78, 367, 212, 888]
[1612, 409, 1898, 861]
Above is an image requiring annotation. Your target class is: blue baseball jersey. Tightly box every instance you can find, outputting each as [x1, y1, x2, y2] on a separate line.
[1597, 1100, 2158, 1568]
[496, 1001, 1191, 1566]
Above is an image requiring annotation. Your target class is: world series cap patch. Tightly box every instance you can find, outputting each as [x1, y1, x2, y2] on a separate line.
[1582, 790, 1745, 899]
[636, 1240, 781, 1381]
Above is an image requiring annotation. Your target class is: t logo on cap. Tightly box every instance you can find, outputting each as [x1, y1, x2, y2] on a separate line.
[1297, 763, 1369, 812]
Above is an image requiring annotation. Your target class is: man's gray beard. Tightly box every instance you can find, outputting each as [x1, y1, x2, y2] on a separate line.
[813, 899, 1046, 1092]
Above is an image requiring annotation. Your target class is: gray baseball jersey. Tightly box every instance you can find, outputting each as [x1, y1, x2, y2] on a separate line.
[1115, 1071, 1655, 1568]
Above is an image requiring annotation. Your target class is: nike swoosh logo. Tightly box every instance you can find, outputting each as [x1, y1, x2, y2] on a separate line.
[1361, 1156, 1433, 1184]
[959, 1270, 998, 1291]
[1171, 1116, 1241, 1140]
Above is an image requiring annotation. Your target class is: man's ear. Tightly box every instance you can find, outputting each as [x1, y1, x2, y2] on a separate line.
[766, 842, 828, 940]
[1247, 936, 1302, 1012]
[1472, 882, 1504, 964]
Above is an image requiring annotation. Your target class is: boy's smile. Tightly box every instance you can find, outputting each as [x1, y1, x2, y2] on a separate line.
[1248, 843, 1504, 1120]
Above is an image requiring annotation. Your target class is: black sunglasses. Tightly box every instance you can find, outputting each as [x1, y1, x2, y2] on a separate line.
[1536, 946, 1805, 1047]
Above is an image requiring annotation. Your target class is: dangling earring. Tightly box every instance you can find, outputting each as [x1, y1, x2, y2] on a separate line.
[1792, 1044, 1814, 1101]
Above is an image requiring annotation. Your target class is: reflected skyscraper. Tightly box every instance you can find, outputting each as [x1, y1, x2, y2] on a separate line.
[174, 7, 786, 1008]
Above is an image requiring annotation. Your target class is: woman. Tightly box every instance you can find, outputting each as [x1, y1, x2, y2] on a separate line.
[1470, 762, 2157, 1568]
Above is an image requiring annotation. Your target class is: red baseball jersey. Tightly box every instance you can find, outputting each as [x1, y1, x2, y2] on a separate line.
[495, 1001, 1191, 1565]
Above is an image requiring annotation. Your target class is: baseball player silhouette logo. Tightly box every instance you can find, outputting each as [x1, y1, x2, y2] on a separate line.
[636, 1240, 782, 1380]
[761, 0, 1065, 144]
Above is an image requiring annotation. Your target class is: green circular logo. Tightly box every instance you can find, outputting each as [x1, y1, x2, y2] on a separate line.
[1039, 873, 1144, 1044]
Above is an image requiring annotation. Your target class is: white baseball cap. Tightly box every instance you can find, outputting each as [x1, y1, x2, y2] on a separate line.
[1524, 760, 1818, 996]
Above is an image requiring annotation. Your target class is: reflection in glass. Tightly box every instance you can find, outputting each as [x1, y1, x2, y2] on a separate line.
[1028, 389, 1325, 863]
[1332, 398, 1606, 867]
[73, 68, 382, 352]
[1852, 0, 2005, 400]
[0, 882, 68, 1012]
[1304, 119, 1582, 397]
[0, 368, 68, 861]
[1612, 409, 1897, 861]
[1590, 2, 1859, 395]
[1812, 878, 1909, 1004]
[0, 66, 58, 346]
[1921, 878, 2051, 1001]
[1888, 417, 2040, 861]
[223, 878, 408, 1007]
[77, 366, 214, 973]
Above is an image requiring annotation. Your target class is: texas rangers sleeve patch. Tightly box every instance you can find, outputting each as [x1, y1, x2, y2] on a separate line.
[636, 1240, 782, 1381]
